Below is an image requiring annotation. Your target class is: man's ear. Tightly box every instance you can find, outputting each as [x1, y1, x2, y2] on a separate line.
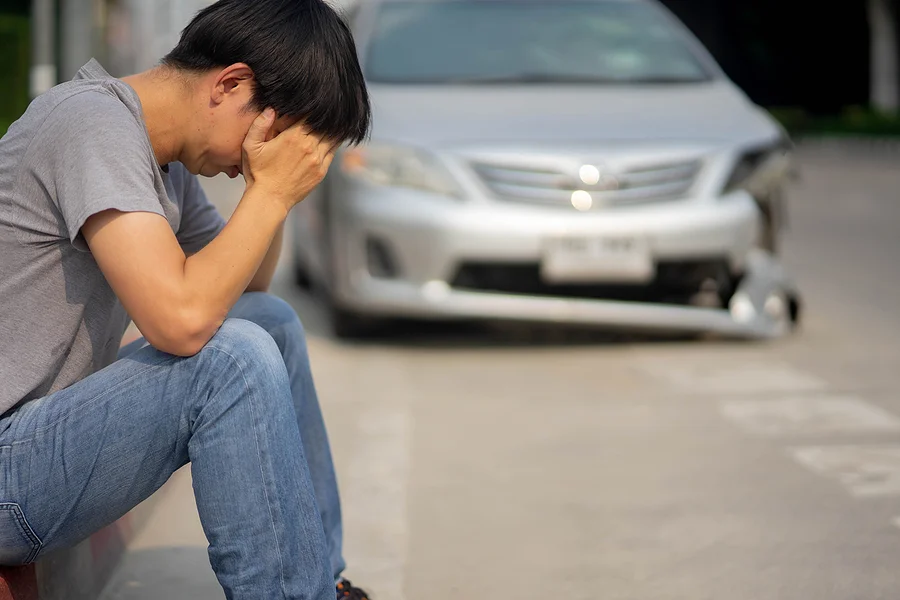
[210, 63, 255, 106]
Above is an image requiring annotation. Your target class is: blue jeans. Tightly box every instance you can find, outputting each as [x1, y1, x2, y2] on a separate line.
[0, 293, 345, 600]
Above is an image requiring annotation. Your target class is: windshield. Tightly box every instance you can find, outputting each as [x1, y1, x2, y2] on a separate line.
[365, 1, 712, 84]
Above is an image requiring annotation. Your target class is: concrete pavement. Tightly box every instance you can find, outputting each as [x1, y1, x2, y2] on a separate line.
[101, 148, 900, 599]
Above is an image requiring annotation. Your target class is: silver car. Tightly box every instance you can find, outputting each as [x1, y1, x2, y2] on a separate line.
[291, 0, 798, 338]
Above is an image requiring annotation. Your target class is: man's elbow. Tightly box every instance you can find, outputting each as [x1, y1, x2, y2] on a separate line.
[245, 277, 271, 294]
[144, 309, 222, 357]
[244, 284, 270, 294]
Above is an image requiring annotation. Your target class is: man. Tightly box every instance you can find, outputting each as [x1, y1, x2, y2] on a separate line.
[0, 0, 372, 598]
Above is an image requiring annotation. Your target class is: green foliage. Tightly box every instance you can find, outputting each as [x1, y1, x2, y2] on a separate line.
[770, 106, 900, 137]
[0, 14, 30, 133]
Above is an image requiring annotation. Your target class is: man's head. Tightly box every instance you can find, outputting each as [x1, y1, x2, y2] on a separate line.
[161, 0, 370, 178]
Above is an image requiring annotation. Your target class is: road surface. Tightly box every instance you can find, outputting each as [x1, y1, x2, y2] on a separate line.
[101, 145, 900, 600]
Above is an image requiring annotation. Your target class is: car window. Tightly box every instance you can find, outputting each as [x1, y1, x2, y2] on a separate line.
[365, 0, 711, 84]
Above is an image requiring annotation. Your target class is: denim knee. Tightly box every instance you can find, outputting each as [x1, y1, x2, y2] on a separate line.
[201, 319, 289, 379]
[232, 293, 306, 338]
[181, 319, 294, 421]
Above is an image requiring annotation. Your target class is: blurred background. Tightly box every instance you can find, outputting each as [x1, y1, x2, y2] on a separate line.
[3, 0, 900, 133]
[4, 0, 900, 599]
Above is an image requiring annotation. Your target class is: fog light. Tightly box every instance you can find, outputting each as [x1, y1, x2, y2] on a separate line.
[365, 236, 399, 279]
[423, 280, 450, 301]
[729, 292, 756, 323]
[764, 293, 787, 320]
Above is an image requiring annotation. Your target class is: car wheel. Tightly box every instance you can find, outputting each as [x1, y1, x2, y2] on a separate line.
[292, 259, 313, 290]
[330, 305, 383, 340]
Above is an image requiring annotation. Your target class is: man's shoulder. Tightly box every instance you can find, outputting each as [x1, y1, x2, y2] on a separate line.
[40, 83, 142, 138]
[16, 83, 152, 181]
[5, 82, 140, 159]
[12, 82, 136, 158]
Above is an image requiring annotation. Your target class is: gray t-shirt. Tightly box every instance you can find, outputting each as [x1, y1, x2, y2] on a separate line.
[0, 59, 226, 415]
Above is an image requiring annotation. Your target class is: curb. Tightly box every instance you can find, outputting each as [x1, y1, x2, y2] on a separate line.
[0, 503, 157, 600]
[0, 565, 37, 600]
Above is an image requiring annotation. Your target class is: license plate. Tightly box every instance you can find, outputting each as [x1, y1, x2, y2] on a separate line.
[541, 236, 654, 283]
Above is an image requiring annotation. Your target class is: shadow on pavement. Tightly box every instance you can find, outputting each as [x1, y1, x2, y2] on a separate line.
[99, 547, 221, 600]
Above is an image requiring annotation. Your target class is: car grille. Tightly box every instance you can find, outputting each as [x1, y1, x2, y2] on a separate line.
[471, 159, 702, 208]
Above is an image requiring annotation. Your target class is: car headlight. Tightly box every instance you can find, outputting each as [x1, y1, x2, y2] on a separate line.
[722, 139, 794, 198]
[340, 143, 462, 198]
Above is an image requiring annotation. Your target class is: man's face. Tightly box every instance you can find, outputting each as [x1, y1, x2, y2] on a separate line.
[189, 65, 297, 179]
[198, 108, 298, 180]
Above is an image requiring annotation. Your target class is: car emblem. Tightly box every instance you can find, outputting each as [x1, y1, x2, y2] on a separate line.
[579, 164, 601, 185]
[578, 164, 620, 191]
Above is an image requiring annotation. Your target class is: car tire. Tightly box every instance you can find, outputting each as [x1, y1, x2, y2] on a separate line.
[330, 305, 382, 340]
[292, 259, 313, 290]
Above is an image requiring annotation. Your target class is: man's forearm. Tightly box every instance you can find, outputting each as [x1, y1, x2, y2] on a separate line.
[246, 222, 284, 293]
[179, 187, 287, 348]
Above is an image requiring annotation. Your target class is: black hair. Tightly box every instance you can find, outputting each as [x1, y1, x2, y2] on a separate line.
[162, 0, 370, 145]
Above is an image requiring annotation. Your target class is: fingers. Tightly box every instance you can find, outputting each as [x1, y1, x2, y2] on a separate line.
[285, 126, 334, 167]
[254, 114, 336, 181]
[244, 108, 276, 148]
[278, 120, 335, 151]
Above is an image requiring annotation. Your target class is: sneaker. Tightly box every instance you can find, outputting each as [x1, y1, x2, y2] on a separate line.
[336, 578, 371, 600]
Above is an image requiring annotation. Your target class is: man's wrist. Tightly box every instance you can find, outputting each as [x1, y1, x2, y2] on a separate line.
[241, 183, 292, 221]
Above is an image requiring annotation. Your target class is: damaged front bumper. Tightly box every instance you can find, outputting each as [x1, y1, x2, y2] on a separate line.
[340, 249, 801, 339]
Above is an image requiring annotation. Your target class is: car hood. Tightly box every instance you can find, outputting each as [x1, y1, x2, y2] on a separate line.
[367, 81, 780, 149]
